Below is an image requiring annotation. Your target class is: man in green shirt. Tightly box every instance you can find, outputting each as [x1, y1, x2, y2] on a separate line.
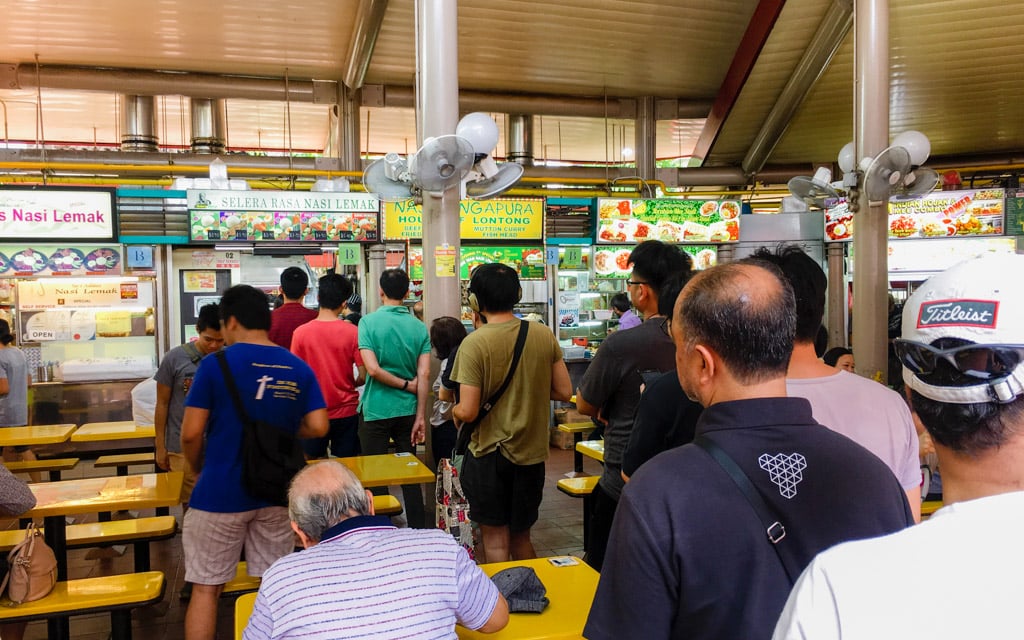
[453, 263, 573, 562]
[358, 268, 432, 527]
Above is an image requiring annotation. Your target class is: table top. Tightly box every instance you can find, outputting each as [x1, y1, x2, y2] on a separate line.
[576, 440, 604, 463]
[26, 472, 183, 518]
[317, 454, 435, 488]
[71, 421, 156, 442]
[235, 592, 257, 639]
[0, 424, 76, 447]
[457, 557, 600, 640]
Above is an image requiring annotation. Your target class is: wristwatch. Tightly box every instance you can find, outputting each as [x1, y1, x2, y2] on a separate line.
[402, 379, 409, 391]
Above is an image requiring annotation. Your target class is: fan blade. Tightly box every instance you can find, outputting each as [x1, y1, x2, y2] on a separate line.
[891, 167, 940, 201]
[412, 135, 475, 192]
[465, 162, 525, 199]
[864, 146, 911, 202]
[362, 157, 415, 202]
[787, 176, 839, 209]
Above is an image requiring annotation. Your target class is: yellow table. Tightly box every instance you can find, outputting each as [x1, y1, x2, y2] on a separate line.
[576, 440, 605, 464]
[235, 591, 257, 639]
[457, 557, 600, 640]
[26, 471, 182, 639]
[0, 423, 76, 447]
[71, 421, 155, 442]
[314, 453, 436, 489]
[559, 422, 594, 476]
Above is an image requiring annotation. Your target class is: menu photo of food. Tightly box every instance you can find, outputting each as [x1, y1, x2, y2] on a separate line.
[274, 213, 303, 240]
[824, 200, 854, 242]
[887, 188, 1005, 240]
[593, 247, 633, 279]
[351, 212, 380, 242]
[247, 212, 278, 240]
[595, 198, 741, 244]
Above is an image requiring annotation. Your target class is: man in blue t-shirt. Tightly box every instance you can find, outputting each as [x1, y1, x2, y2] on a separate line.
[181, 285, 328, 640]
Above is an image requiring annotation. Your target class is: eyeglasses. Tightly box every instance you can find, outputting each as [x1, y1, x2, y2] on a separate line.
[626, 280, 648, 287]
[894, 339, 1024, 381]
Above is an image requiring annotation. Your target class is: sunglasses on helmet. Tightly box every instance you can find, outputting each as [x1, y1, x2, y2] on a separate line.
[894, 339, 1024, 381]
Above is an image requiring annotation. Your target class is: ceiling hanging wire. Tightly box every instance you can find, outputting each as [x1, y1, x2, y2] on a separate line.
[113, 93, 120, 149]
[223, 101, 230, 151]
[179, 96, 186, 149]
[284, 69, 294, 170]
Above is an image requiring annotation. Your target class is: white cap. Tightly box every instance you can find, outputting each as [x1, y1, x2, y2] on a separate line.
[901, 253, 1024, 404]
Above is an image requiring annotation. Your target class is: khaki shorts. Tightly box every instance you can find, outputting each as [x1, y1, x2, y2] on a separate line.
[166, 452, 196, 506]
[182, 507, 295, 585]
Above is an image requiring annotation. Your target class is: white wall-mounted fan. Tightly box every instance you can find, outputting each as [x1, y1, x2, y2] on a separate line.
[361, 112, 524, 201]
[787, 167, 843, 209]
[842, 130, 938, 205]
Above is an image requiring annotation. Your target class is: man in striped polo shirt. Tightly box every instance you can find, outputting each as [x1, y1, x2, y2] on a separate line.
[244, 461, 509, 639]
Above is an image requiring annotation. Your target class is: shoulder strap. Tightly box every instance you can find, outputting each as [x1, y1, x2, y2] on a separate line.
[478, 320, 530, 418]
[216, 350, 250, 423]
[183, 341, 203, 365]
[694, 435, 800, 584]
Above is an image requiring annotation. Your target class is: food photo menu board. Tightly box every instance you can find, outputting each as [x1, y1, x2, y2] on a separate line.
[825, 188, 1006, 242]
[187, 190, 380, 242]
[406, 246, 546, 281]
[596, 198, 740, 244]
[593, 244, 718, 279]
[0, 245, 122, 276]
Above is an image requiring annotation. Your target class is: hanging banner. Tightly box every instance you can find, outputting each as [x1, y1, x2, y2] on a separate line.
[383, 199, 544, 241]
[0, 188, 116, 241]
[187, 190, 380, 242]
[596, 198, 740, 244]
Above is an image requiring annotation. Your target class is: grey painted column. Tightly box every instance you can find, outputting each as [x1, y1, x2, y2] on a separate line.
[416, 0, 462, 325]
[826, 243, 847, 347]
[852, 0, 890, 382]
[635, 96, 657, 181]
[366, 244, 386, 314]
[716, 245, 735, 264]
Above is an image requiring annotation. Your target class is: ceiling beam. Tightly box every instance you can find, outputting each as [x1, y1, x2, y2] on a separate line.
[742, 0, 853, 174]
[691, 0, 788, 165]
[343, 0, 389, 90]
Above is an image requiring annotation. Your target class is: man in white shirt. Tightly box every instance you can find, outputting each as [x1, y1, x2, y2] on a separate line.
[754, 245, 921, 521]
[774, 253, 1024, 639]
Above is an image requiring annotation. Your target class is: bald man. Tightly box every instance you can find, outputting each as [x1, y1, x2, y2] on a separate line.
[244, 461, 508, 639]
[584, 260, 913, 640]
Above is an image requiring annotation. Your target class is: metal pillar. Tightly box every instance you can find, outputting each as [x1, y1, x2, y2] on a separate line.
[366, 244, 386, 314]
[119, 95, 158, 152]
[189, 98, 226, 154]
[507, 114, 534, 166]
[337, 84, 361, 171]
[826, 243, 847, 347]
[852, 0, 890, 382]
[416, 0, 462, 325]
[635, 96, 657, 181]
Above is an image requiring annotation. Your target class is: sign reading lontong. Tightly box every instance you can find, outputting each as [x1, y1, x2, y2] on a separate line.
[0, 187, 117, 242]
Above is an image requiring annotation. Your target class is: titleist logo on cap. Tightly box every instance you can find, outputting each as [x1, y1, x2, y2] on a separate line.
[917, 299, 999, 329]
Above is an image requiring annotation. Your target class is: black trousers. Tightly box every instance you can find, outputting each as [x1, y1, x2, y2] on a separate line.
[583, 481, 619, 572]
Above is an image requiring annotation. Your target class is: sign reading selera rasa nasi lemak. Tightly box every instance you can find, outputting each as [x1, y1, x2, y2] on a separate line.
[0, 187, 117, 241]
[187, 189, 381, 242]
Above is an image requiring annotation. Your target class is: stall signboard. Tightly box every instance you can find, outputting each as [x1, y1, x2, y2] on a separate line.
[17, 278, 153, 311]
[557, 246, 590, 271]
[0, 245, 123, 277]
[887, 237, 1017, 273]
[1006, 192, 1024, 235]
[825, 188, 1006, 242]
[383, 199, 544, 241]
[0, 188, 116, 241]
[187, 190, 380, 242]
[596, 198, 740, 244]
[888, 188, 1004, 239]
[407, 245, 546, 280]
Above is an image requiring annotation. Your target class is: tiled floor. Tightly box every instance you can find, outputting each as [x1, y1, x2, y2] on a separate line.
[7, 444, 596, 639]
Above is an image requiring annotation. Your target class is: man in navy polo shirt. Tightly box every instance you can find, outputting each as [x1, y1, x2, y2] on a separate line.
[584, 260, 914, 640]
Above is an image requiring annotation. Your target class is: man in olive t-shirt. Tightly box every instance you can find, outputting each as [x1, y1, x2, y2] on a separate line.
[453, 263, 573, 563]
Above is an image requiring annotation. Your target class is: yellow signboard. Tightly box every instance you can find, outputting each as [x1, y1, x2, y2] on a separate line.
[383, 199, 544, 241]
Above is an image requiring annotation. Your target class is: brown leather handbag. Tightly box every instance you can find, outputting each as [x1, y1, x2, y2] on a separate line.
[1, 523, 58, 604]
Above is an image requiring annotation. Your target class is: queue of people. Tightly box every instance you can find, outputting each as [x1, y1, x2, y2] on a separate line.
[0, 242, 1017, 640]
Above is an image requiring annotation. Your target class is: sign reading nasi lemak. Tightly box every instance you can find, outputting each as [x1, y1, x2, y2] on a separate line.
[0, 188, 117, 241]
